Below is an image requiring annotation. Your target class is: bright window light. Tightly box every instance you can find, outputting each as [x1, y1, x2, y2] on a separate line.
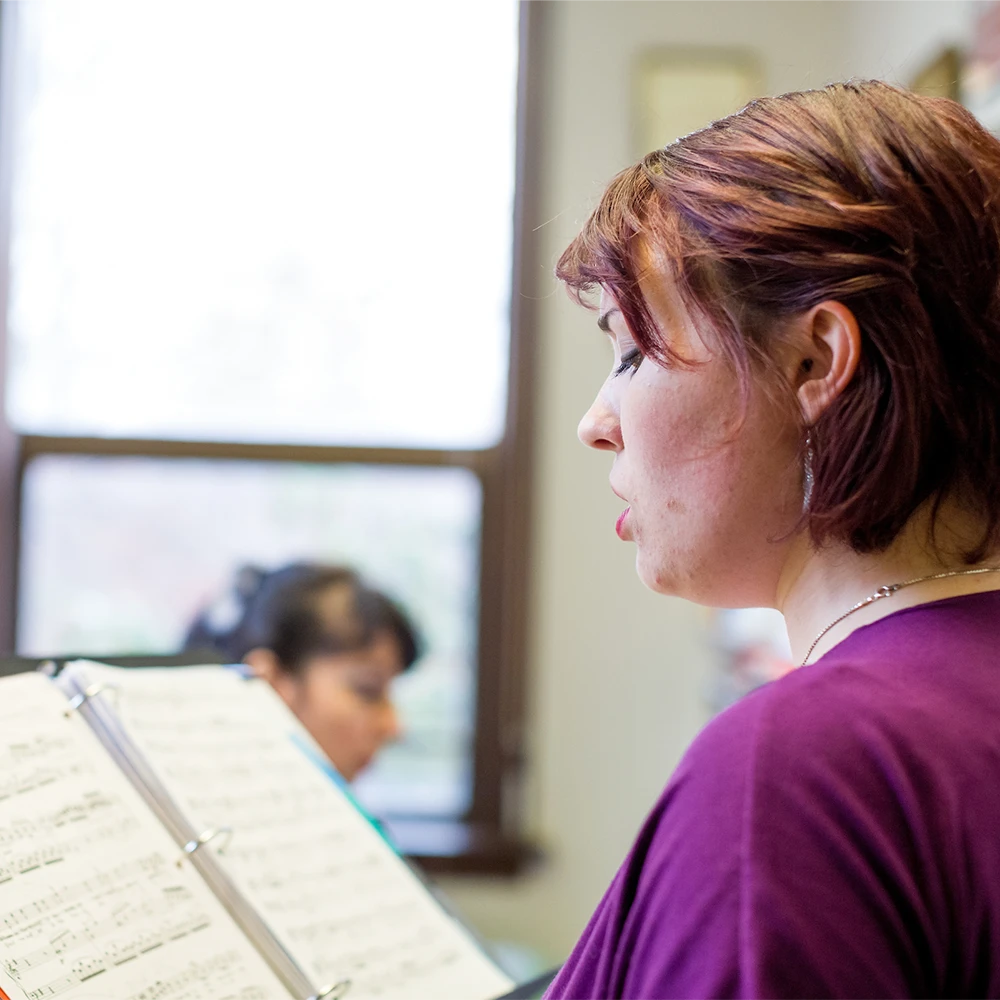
[6, 1, 518, 447]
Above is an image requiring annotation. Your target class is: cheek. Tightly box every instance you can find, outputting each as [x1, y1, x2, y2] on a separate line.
[621, 371, 740, 498]
[303, 678, 365, 730]
[623, 375, 800, 591]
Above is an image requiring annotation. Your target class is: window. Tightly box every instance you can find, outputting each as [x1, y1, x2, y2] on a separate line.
[0, 0, 540, 872]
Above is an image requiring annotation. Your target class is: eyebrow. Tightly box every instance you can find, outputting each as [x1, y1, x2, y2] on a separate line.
[597, 307, 620, 333]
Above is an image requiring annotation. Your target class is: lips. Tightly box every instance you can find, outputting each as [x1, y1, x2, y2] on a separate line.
[615, 506, 631, 539]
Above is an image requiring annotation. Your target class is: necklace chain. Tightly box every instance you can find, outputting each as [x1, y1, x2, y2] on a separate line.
[801, 566, 1000, 666]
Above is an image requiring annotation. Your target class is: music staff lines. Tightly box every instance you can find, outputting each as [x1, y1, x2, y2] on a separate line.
[1, 853, 182, 934]
[0, 793, 137, 885]
[0, 672, 296, 1000]
[19, 949, 271, 1000]
[0, 756, 89, 804]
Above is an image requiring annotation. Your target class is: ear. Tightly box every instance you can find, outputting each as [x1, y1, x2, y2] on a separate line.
[789, 300, 862, 426]
[244, 647, 301, 709]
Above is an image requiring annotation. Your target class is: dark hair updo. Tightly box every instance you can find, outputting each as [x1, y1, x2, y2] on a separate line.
[183, 563, 422, 674]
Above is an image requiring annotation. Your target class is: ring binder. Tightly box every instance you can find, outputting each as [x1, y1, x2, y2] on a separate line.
[181, 825, 234, 859]
[38, 659, 59, 678]
[52, 660, 514, 1000]
[63, 681, 120, 717]
[309, 981, 351, 1000]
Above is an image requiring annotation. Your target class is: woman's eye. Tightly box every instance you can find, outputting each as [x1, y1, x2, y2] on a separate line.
[352, 683, 387, 704]
[613, 348, 642, 377]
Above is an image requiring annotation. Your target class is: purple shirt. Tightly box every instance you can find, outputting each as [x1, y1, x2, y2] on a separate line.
[546, 592, 1000, 999]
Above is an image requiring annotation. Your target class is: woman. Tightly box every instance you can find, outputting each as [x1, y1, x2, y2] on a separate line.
[546, 81, 1000, 998]
[184, 563, 420, 781]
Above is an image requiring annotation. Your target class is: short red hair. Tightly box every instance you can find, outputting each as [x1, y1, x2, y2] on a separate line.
[557, 80, 1000, 561]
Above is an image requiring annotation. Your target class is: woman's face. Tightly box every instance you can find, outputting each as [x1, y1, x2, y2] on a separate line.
[577, 272, 803, 609]
[271, 629, 404, 781]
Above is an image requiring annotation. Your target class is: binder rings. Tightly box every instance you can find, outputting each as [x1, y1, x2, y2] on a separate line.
[0, 663, 516, 1000]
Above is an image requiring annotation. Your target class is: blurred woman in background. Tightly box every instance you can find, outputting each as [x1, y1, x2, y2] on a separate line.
[184, 563, 420, 781]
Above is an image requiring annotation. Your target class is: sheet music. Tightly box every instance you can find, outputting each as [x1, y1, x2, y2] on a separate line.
[0, 672, 293, 1000]
[70, 664, 513, 1000]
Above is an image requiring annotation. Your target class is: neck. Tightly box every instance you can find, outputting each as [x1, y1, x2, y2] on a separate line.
[776, 499, 1000, 665]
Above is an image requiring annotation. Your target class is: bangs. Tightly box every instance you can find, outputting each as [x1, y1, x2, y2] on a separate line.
[555, 157, 687, 366]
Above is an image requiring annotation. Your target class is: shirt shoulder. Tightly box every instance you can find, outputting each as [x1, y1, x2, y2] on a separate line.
[616, 664, 941, 998]
[673, 657, 885, 807]
[548, 602, 1000, 999]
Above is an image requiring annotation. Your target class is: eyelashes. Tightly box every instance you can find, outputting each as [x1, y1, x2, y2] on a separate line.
[613, 348, 642, 377]
[351, 683, 389, 704]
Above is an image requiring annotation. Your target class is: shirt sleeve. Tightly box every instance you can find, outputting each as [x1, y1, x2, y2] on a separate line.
[547, 673, 940, 999]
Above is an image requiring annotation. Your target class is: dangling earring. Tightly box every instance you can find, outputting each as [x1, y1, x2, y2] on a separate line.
[802, 430, 815, 511]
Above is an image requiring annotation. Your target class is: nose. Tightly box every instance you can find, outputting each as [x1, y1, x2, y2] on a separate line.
[578, 391, 622, 452]
[381, 700, 403, 744]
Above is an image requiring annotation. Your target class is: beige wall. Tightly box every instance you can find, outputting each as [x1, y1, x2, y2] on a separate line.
[840, 1, 974, 85]
[438, 0, 977, 967]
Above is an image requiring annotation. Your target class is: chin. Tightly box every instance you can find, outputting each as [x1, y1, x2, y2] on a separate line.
[636, 547, 723, 605]
[635, 550, 681, 597]
[325, 753, 358, 782]
[345, 757, 374, 782]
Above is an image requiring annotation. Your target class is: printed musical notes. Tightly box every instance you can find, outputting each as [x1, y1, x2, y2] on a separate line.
[70, 664, 512, 1000]
[0, 673, 293, 1000]
[123, 952, 276, 1000]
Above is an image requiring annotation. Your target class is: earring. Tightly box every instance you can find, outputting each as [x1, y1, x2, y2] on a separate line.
[802, 430, 815, 512]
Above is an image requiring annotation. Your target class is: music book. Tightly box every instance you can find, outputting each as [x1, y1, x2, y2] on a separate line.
[0, 662, 517, 1000]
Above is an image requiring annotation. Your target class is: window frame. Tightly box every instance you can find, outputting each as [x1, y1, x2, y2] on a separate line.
[0, 0, 545, 876]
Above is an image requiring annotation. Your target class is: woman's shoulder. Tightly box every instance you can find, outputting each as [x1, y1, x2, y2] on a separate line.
[693, 593, 1000, 781]
[683, 657, 889, 778]
[663, 629, 999, 877]
[633, 664, 877, 879]
[626, 641, 984, 957]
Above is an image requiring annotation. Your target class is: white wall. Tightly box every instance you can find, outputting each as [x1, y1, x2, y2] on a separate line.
[438, 0, 980, 968]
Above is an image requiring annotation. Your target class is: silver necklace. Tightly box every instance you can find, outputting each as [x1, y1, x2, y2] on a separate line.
[801, 565, 1000, 666]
